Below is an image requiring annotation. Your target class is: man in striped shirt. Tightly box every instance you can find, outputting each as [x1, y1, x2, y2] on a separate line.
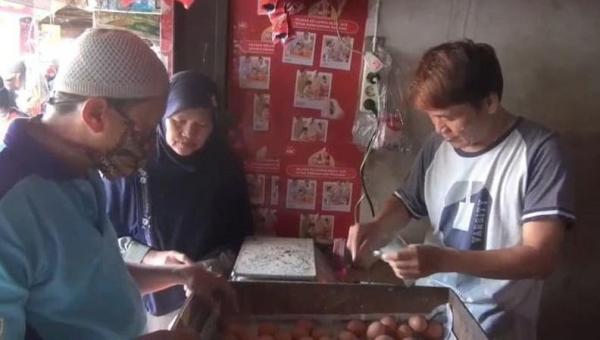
[347, 40, 574, 340]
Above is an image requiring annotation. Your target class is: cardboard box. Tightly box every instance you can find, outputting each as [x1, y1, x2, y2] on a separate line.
[173, 281, 488, 340]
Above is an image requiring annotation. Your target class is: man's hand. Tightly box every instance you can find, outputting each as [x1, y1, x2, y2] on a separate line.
[381, 245, 445, 280]
[177, 264, 238, 315]
[142, 250, 193, 266]
[346, 197, 413, 262]
[346, 221, 381, 261]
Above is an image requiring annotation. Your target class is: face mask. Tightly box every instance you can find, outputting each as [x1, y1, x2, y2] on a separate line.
[91, 108, 154, 180]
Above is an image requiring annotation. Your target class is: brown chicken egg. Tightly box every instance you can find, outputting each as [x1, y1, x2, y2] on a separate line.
[240, 326, 258, 340]
[240, 333, 258, 340]
[296, 319, 315, 332]
[408, 314, 428, 333]
[338, 330, 359, 340]
[258, 323, 279, 336]
[379, 316, 397, 334]
[226, 323, 245, 337]
[346, 320, 367, 336]
[291, 326, 311, 339]
[274, 330, 293, 340]
[423, 320, 444, 339]
[396, 323, 414, 338]
[366, 321, 387, 339]
[373, 335, 395, 340]
[258, 336, 275, 340]
[312, 327, 331, 338]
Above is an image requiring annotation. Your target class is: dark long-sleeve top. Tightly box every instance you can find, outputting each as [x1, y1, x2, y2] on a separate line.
[104, 133, 253, 316]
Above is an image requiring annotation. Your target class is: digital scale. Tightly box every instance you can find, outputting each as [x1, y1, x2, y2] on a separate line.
[231, 236, 317, 281]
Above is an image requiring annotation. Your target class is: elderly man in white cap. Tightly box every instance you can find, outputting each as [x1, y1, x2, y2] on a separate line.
[0, 29, 233, 340]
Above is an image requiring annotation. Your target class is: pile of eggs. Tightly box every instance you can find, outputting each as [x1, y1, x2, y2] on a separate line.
[224, 314, 444, 340]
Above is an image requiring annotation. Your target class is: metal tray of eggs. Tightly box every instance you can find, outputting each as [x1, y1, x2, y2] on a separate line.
[172, 281, 488, 340]
[222, 308, 449, 340]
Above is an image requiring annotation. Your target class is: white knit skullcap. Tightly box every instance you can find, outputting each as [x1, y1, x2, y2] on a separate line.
[55, 28, 168, 98]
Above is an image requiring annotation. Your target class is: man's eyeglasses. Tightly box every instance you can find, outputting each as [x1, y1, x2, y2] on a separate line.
[47, 96, 156, 145]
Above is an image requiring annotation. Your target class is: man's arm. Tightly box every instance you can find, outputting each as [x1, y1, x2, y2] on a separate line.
[383, 219, 565, 280]
[444, 219, 565, 279]
[373, 195, 414, 226]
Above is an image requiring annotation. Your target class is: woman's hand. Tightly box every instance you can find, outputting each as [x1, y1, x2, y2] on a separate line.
[176, 264, 239, 315]
[142, 250, 193, 266]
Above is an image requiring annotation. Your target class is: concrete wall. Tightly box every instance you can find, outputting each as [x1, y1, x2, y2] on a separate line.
[362, 0, 600, 338]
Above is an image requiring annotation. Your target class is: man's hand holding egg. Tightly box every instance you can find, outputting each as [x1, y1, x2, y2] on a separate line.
[381, 245, 446, 280]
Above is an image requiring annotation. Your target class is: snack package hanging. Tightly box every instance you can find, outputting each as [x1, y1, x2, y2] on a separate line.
[260, 0, 278, 13]
[268, 1, 290, 43]
[373, 47, 411, 152]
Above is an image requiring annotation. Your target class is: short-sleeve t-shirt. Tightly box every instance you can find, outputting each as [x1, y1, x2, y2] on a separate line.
[0, 119, 146, 339]
[394, 117, 575, 340]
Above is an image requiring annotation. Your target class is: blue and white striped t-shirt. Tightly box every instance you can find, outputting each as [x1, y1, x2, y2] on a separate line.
[395, 117, 575, 340]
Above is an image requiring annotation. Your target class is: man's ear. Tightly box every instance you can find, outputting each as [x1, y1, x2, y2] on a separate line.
[81, 97, 109, 133]
[486, 93, 500, 114]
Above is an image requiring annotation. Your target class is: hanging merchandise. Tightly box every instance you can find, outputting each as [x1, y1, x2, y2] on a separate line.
[351, 109, 377, 150]
[373, 48, 412, 152]
[260, 0, 278, 13]
[351, 0, 411, 221]
[118, 0, 196, 11]
[351, 7, 410, 152]
[267, 1, 289, 42]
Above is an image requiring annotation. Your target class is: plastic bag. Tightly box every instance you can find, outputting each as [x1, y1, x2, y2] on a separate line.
[352, 111, 378, 150]
[372, 48, 412, 152]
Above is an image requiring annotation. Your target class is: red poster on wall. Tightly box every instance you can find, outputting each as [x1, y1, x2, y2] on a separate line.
[228, 0, 368, 245]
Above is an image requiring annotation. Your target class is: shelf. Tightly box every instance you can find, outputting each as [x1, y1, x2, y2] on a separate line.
[92, 8, 162, 16]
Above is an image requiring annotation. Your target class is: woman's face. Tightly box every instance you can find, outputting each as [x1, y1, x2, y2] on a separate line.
[165, 108, 214, 156]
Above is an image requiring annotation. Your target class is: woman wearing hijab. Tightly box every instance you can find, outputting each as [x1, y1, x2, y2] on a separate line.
[104, 71, 253, 330]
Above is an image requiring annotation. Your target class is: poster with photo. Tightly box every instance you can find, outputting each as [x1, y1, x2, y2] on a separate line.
[247, 174, 266, 205]
[308, 0, 334, 17]
[239, 56, 271, 90]
[257, 0, 269, 15]
[291, 117, 328, 143]
[253, 93, 270, 131]
[321, 98, 345, 120]
[322, 181, 353, 212]
[283, 31, 316, 66]
[286, 178, 317, 210]
[271, 176, 280, 205]
[228, 0, 369, 237]
[294, 70, 333, 110]
[253, 208, 278, 235]
[299, 214, 334, 245]
[320, 35, 354, 71]
[308, 148, 336, 167]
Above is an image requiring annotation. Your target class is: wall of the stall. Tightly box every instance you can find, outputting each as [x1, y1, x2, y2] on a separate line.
[362, 0, 600, 338]
[174, 0, 229, 101]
